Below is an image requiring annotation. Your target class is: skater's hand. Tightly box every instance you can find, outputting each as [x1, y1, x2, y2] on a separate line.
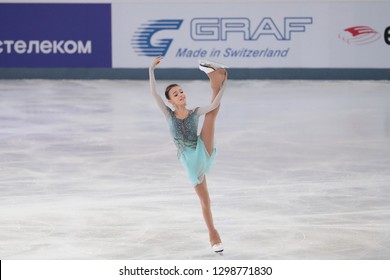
[151, 56, 163, 69]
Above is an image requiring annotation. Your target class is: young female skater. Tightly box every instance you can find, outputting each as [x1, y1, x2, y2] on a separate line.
[149, 56, 227, 253]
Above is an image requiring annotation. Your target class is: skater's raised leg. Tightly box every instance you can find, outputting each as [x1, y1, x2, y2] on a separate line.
[200, 68, 227, 156]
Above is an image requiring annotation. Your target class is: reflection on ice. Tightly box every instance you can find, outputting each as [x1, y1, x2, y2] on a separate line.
[0, 79, 389, 259]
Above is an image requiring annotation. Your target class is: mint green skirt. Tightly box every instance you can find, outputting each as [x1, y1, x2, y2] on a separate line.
[179, 137, 216, 186]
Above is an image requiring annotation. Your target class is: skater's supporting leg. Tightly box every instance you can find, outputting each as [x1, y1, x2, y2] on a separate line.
[195, 176, 222, 246]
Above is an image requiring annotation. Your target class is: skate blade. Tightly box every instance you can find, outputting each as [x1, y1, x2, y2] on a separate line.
[199, 64, 215, 74]
[199, 59, 229, 69]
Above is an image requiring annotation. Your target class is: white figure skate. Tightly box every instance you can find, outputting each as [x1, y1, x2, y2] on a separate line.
[198, 59, 228, 74]
[212, 242, 224, 255]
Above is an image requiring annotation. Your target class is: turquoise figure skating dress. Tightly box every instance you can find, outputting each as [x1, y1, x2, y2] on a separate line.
[168, 107, 216, 186]
[149, 68, 226, 186]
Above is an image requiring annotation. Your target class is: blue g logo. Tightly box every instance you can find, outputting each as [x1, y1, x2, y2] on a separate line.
[132, 19, 183, 56]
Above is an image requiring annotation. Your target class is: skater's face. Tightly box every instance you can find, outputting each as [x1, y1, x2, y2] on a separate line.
[168, 85, 187, 107]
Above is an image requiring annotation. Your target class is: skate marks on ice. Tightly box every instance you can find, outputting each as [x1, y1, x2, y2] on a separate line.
[0, 79, 390, 259]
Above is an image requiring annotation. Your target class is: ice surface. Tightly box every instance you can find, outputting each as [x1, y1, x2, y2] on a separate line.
[0, 79, 389, 259]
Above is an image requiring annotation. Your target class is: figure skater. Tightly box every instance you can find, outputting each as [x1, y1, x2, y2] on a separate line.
[149, 56, 227, 254]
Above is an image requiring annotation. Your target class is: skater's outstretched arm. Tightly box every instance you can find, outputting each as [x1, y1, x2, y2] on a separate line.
[197, 76, 227, 116]
[149, 56, 170, 119]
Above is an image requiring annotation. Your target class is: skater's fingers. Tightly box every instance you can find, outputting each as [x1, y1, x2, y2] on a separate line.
[151, 56, 163, 68]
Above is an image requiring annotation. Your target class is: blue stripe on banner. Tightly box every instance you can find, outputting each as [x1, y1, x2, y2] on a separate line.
[0, 4, 112, 67]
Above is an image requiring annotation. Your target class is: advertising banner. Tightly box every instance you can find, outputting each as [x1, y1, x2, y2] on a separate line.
[112, 2, 390, 69]
[0, 3, 111, 67]
[1, 2, 389, 70]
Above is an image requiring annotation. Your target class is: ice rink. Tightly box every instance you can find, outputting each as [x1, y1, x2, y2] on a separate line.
[0, 78, 389, 260]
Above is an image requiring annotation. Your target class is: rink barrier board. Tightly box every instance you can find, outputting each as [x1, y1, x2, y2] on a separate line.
[0, 68, 389, 80]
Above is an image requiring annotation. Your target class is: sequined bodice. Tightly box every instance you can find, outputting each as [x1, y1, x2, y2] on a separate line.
[168, 108, 199, 156]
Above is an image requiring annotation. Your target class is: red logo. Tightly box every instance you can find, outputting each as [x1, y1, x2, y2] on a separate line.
[339, 26, 381, 45]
